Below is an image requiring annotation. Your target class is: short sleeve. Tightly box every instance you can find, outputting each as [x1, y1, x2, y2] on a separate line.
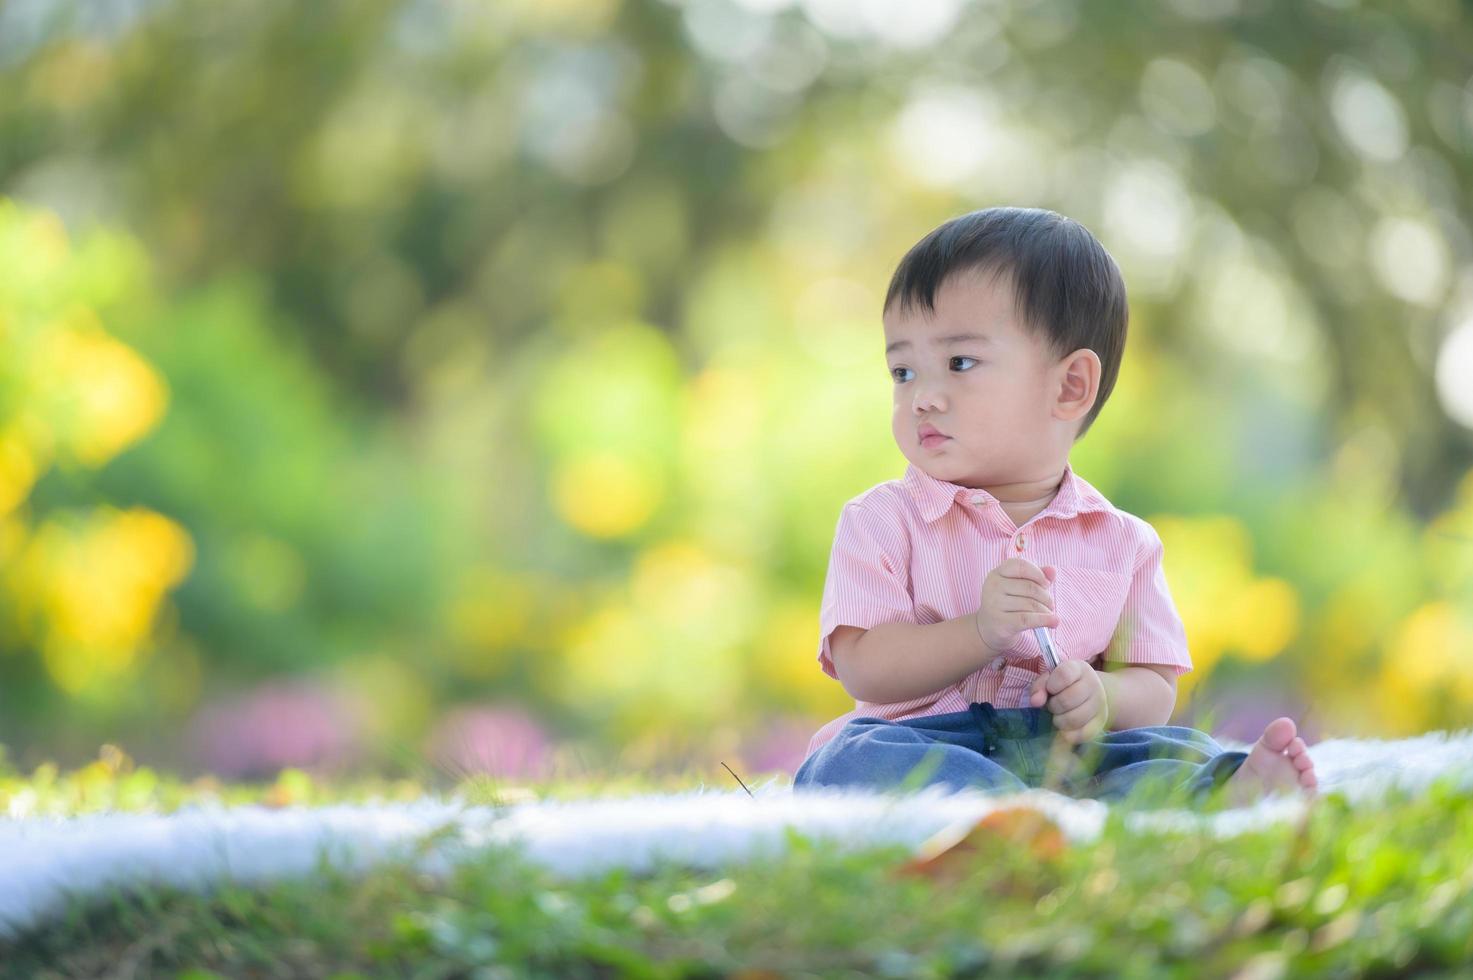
[815, 502, 916, 679]
[1103, 523, 1193, 677]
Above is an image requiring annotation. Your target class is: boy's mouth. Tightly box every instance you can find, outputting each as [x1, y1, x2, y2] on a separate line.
[917, 424, 950, 449]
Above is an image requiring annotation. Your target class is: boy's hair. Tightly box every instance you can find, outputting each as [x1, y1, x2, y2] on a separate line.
[883, 207, 1127, 440]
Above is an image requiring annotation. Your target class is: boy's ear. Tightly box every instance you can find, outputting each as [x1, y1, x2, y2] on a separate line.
[1055, 348, 1101, 424]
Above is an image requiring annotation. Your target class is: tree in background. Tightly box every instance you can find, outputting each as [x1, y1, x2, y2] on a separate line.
[2, 0, 1471, 774]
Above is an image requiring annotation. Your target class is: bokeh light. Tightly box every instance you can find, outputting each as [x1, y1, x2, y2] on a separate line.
[1, 0, 1471, 781]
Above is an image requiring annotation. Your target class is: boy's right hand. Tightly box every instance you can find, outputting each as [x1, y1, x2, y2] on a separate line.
[974, 558, 1059, 657]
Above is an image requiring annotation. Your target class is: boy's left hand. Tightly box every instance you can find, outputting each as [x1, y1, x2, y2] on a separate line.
[1028, 659, 1109, 744]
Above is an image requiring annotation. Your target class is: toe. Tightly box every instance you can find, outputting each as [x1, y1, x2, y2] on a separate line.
[1293, 752, 1315, 771]
[1260, 717, 1296, 753]
[1287, 736, 1307, 755]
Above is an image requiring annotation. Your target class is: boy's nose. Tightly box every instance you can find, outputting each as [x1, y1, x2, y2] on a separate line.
[913, 391, 943, 413]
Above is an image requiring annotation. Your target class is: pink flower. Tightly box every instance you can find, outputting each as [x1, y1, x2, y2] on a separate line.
[739, 716, 814, 777]
[1201, 687, 1319, 747]
[423, 704, 554, 782]
[187, 679, 362, 779]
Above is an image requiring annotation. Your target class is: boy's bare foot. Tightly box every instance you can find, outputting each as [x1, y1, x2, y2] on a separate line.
[1218, 717, 1318, 808]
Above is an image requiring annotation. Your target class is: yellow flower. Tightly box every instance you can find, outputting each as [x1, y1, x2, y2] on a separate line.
[21, 508, 193, 694]
[1155, 514, 1301, 676]
[552, 450, 663, 538]
[35, 313, 168, 466]
[1378, 602, 1473, 733]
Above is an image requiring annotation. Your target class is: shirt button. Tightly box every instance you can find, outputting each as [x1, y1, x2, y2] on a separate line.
[1015, 534, 1026, 551]
[970, 494, 987, 506]
[992, 657, 1005, 671]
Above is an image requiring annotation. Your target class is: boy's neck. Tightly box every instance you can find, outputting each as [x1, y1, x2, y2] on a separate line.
[982, 465, 1066, 527]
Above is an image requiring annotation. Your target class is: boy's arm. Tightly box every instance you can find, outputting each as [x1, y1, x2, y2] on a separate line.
[1096, 662, 1177, 730]
[1091, 518, 1191, 729]
[832, 615, 995, 704]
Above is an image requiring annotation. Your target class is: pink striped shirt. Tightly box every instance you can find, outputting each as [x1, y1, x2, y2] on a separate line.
[806, 460, 1193, 757]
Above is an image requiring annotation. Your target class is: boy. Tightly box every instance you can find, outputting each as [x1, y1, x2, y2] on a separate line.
[793, 207, 1317, 807]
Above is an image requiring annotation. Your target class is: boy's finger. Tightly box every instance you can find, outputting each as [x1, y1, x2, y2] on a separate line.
[1028, 673, 1048, 706]
[1000, 599, 1056, 616]
[1003, 583, 1054, 609]
[1046, 662, 1078, 695]
[1054, 703, 1097, 734]
[1020, 611, 1061, 630]
[1047, 682, 1092, 714]
[999, 558, 1048, 586]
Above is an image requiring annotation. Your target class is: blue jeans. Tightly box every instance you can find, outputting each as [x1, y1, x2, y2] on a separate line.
[794, 702, 1248, 807]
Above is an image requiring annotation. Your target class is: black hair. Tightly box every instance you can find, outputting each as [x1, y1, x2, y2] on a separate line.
[883, 207, 1128, 439]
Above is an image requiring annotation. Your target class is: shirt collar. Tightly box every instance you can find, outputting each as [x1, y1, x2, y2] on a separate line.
[901, 460, 1114, 525]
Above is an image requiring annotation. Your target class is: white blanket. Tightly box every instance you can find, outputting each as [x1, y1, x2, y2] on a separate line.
[2, 729, 1470, 943]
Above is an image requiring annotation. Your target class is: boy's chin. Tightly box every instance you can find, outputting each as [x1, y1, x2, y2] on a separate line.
[904, 450, 993, 487]
[906, 451, 968, 478]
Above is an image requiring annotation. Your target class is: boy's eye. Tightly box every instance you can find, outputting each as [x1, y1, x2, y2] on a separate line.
[890, 357, 978, 383]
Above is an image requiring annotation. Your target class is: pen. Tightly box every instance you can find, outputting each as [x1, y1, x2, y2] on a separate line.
[1033, 626, 1060, 671]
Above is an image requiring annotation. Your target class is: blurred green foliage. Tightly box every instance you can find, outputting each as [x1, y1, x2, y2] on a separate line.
[4, 749, 1473, 976]
[1, 0, 1472, 775]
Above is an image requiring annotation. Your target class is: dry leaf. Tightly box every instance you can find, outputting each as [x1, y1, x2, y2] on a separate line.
[893, 806, 1067, 882]
[263, 783, 294, 808]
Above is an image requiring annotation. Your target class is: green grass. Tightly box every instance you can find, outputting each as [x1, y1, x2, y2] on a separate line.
[2, 750, 1472, 978]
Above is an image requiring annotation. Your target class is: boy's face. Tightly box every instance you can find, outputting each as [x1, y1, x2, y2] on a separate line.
[883, 268, 1069, 489]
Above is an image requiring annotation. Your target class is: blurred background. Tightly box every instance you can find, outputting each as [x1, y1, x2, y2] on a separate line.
[1, 0, 1471, 789]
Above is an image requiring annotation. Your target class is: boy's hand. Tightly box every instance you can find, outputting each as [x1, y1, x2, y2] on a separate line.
[974, 558, 1059, 656]
[1028, 660, 1109, 744]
